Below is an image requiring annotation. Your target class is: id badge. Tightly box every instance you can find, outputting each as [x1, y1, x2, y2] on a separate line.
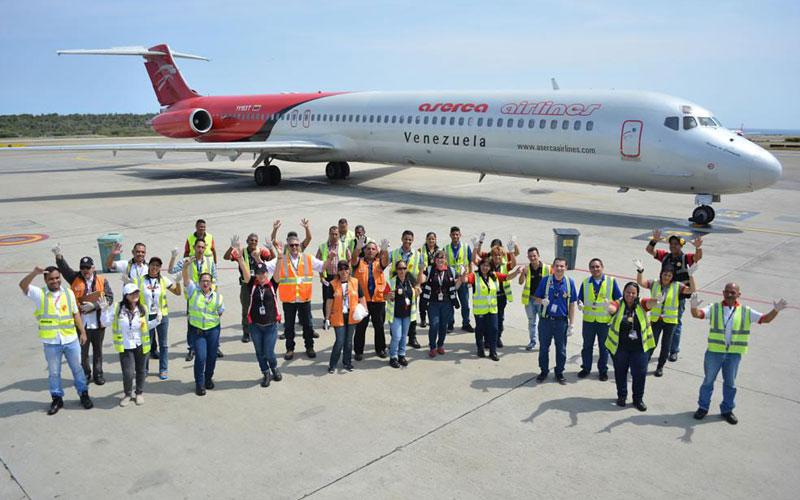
[628, 331, 638, 340]
[405, 297, 411, 306]
[550, 304, 558, 314]
[438, 292, 444, 301]
[259, 306, 266, 315]
[398, 288, 404, 295]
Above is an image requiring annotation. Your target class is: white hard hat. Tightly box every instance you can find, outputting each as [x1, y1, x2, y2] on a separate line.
[123, 283, 140, 296]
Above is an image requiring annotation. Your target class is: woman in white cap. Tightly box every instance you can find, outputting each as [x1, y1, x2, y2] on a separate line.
[102, 283, 161, 406]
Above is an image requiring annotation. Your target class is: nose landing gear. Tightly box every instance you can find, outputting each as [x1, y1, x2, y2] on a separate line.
[689, 194, 718, 225]
[325, 162, 350, 180]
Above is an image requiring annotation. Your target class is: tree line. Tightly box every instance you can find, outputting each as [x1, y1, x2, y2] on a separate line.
[0, 113, 157, 138]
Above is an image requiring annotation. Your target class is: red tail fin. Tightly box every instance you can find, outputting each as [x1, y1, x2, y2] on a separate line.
[143, 44, 200, 106]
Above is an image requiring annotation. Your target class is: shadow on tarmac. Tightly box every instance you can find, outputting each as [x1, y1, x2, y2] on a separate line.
[598, 411, 718, 444]
[521, 396, 625, 427]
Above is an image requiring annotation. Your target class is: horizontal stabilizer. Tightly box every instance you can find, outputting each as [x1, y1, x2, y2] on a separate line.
[57, 46, 209, 61]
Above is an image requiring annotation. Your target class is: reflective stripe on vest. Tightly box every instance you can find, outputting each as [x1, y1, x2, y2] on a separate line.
[188, 288, 223, 330]
[605, 302, 655, 355]
[582, 276, 614, 323]
[34, 288, 77, 339]
[111, 303, 151, 354]
[190, 256, 214, 284]
[386, 279, 418, 323]
[277, 254, 314, 303]
[473, 274, 499, 316]
[521, 263, 550, 305]
[708, 303, 751, 354]
[187, 232, 214, 259]
[390, 248, 420, 278]
[319, 242, 348, 266]
[649, 281, 680, 324]
[329, 278, 360, 327]
[446, 244, 469, 268]
[136, 275, 170, 316]
[355, 259, 386, 302]
[499, 260, 513, 302]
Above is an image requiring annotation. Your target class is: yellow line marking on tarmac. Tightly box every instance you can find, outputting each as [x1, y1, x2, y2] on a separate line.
[735, 225, 800, 238]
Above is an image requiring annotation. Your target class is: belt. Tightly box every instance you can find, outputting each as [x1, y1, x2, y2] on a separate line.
[544, 316, 567, 320]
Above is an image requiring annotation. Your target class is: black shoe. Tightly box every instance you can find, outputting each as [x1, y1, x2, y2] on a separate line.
[616, 397, 626, 407]
[79, 391, 93, 409]
[344, 364, 354, 372]
[242, 333, 251, 343]
[150, 350, 160, 360]
[462, 324, 474, 333]
[185, 350, 194, 362]
[536, 372, 548, 382]
[205, 379, 215, 390]
[377, 350, 387, 359]
[196, 386, 206, 396]
[496, 339, 504, 348]
[271, 369, 282, 382]
[556, 375, 567, 385]
[306, 348, 317, 359]
[654, 367, 664, 377]
[279, 333, 286, 340]
[721, 411, 738, 425]
[328, 367, 335, 374]
[419, 320, 427, 328]
[398, 356, 408, 367]
[284, 350, 294, 360]
[489, 353, 500, 362]
[447, 324, 454, 333]
[47, 396, 63, 415]
[94, 375, 106, 386]
[389, 358, 401, 369]
[599, 372, 609, 382]
[261, 372, 271, 387]
[577, 369, 590, 379]
[693, 408, 708, 420]
[355, 354, 364, 362]
[477, 349, 486, 358]
[216, 348, 224, 358]
[668, 352, 678, 362]
[634, 400, 647, 412]
[408, 337, 421, 349]
[312, 331, 320, 339]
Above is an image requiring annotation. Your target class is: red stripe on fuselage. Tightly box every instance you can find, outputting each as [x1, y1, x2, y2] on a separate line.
[162, 92, 347, 142]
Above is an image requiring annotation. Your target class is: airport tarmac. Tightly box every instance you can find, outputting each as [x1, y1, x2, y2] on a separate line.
[0, 140, 798, 499]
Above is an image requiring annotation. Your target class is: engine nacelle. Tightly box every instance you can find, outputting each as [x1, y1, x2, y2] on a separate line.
[151, 108, 213, 138]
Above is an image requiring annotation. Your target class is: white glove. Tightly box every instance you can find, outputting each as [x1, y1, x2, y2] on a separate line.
[576, 300, 584, 311]
[323, 319, 331, 330]
[479, 232, 486, 242]
[230, 234, 240, 248]
[264, 239, 274, 251]
[690, 293, 702, 309]
[773, 298, 787, 311]
[470, 236, 478, 248]
[541, 298, 550, 308]
[98, 296, 109, 311]
[380, 239, 390, 252]
[156, 309, 163, 324]
[458, 264, 466, 276]
[506, 239, 515, 252]
[633, 258, 643, 271]
[51, 243, 63, 257]
[170, 247, 179, 258]
[80, 302, 95, 313]
[567, 324, 574, 336]
[687, 262, 699, 276]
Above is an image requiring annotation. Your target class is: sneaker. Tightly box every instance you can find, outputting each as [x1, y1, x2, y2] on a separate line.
[135, 394, 144, 406]
[525, 343, 536, 351]
[272, 369, 283, 382]
[721, 411, 738, 425]
[693, 408, 708, 420]
[79, 391, 94, 409]
[159, 371, 168, 380]
[328, 367, 335, 374]
[668, 352, 678, 362]
[577, 369, 590, 379]
[196, 386, 206, 396]
[216, 348, 224, 358]
[389, 358, 400, 369]
[436, 347, 446, 355]
[185, 350, 194, 362]
[284, 350, 294, 361]
[398, 356, 408, 367]
[462, 324, 474, 333]
[119, 395, 132, 407]
[428, 349, 437, 358]
[47, 396, 64, 415]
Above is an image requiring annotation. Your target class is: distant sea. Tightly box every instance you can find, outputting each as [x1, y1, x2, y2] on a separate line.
[744, 129, 800, 136]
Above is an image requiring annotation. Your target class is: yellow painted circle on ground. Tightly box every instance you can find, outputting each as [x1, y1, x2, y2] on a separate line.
[0, 233, 49, 246]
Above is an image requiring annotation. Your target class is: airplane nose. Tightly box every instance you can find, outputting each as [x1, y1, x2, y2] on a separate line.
[750, 150, 782, 190]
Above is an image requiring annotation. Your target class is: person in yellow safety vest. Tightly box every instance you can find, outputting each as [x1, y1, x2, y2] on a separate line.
[324, 261, 367, 373]
[224, 233, 272, 344]
[351, 238, 390, 360]
[338, 217, 356, 252]
[519, 246, 550, 351]
[274, 237, 334, 360]
[102, 283, 161, 407]
[446, 226, 474, 333]
[389, 230, 426, 349]
[635, 260, 697, 378]
[105, 241, 148, 286]
[473, 237, 519, 348]
[19, 265, 93, 415]
[184, 219, 217, 263]
[605, 282, 657, 411]
[385, 258, 423, 368]
[461, 257, 522, 361]
[576, 258, 622, 382]
[170, 238, 220, 361]
[348, 224, 375, 260]
[136, 256, 181, 380]
[417, 231, 439, 329]
[317, 225, 351, 329]
[690, 284, 787, 425]
[181, 264, 225, 396]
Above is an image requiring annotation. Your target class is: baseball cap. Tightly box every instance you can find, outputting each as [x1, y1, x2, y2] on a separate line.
[148, 256, 163, 266]
[79, 256, 94, 268]
[254, 262, 268, 274]
[122, 283, 140, 296]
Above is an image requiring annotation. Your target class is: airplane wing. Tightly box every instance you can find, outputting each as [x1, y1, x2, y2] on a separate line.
[1, 140, 335, 162]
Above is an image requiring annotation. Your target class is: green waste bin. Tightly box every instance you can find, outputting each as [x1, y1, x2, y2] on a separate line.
[553, 228, 580, 270]
[97, 232, 124, 272]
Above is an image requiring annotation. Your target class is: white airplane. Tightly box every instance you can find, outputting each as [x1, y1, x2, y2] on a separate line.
[5, 44, 782, 225]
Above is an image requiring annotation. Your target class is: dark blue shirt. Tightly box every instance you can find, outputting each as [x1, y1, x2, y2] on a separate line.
[578, 275, 622, 303]
[534, 275, 578, 318]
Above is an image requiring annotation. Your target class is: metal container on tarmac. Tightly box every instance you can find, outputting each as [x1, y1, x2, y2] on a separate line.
[97, 232, 123, 272]
[552, 228, 580, 270]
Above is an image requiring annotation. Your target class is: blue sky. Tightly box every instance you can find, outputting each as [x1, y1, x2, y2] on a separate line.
[1, 0, 798, 128]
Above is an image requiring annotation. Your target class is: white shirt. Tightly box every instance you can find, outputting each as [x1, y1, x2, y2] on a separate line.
[341, 282, 350, 312]
[140, 275, 174, 315]
[288, 255, 326, 273]
[27, 285, 79, 345]
[112, 259, 148, 282]
[101, 306, 158, 350]
[702, 304, 763, 347]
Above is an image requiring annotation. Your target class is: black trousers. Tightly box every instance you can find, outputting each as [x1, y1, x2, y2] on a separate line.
[354, 301, 386, 355]
[651, 320, 676, 369]
[81, 327, 105, 378]
[119, 345, 146, 396]
[283, 301, 314, 351]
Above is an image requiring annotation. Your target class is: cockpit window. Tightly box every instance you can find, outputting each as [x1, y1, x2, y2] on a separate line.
[698, 117, 717, 127]
[683, 116, 698, 130]
[712, 117, 723, 127]
[664, 116, 679, 131]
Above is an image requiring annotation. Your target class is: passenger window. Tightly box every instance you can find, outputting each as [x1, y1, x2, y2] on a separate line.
[664, 117, 679, 130]
[458, 117, 464, 126]
[539, 120, 546, 129]
[399, 116, 404, 124]
[586, 121, 594, 131]
[369, 115, 374, 123]
[477, 118, 483, 127]
[497, 118, 503, 128]
[574, 120, 581, 130]
[376, 115, 381, 123]
[518, 119, 524, 128]
[415, 116, 421, 124]
[355, 115, 360, 123]
[683, 116, 697, 130]
[449, 117, 455, 126]
[550, 120, 558, 129]
[562, 120, 569, 130]
[487, 118, 493, 127]
[392, 116, 397, 124]
[468, 117, 473, 126]
[528, 119, 535, 129]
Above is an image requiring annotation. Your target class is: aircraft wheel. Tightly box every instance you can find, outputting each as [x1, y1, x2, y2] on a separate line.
[691, 205, 715, 225]
[254, 166, 269, 186]
[267, 165, 281, 186]
[340, 162, 350, 179]
[325, 162, 337, 180]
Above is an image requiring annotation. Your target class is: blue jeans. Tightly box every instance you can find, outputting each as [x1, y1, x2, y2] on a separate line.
[390, 316, 411, 358]
[449, 286, 471, 327]
[190, 325, 220, 387]
[698, 350, 742, 413]
[148, 315, 169, 374]
[428, 301, 452, 349]
[250, 323, 278, 374]
[330, 324, 355, 369]
[538, 317, 568, 376]
[612, 348, 649, 401]
[669, 298, 686, 354]
[43, 340, 88, 397]
[185, 317, 195, 352]
[581, 321, 610, 375]
[524, 302, 541, 346]
[475, 313, 499, 354]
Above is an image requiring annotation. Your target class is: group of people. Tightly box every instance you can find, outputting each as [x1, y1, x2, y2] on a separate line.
[21, 219, 787, 426]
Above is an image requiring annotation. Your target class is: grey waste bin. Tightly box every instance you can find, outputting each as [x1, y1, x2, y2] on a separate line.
[97, 232, 124, 272]
[553, 228, 580, 270]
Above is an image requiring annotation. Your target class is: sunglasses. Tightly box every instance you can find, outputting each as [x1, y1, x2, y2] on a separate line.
[289, 243, 300, 247]
[397, 267, 408, 271]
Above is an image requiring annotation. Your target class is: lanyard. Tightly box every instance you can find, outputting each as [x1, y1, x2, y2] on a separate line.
[722, 306, 737, 331]
[146, 276, 159, 308]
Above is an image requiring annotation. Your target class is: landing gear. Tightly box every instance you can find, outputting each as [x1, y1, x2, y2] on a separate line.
[688, 194, 718, 225]
[325, 161, 350, 180]
[254, 164, 281, 186]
